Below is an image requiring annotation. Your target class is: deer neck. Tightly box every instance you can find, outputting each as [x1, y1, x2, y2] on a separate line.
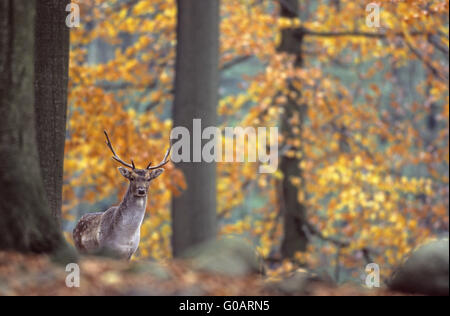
[115, 186, 147, 232]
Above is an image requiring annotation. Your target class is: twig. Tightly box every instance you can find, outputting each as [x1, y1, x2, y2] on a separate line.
[220, 55, 253, 71]
[301, 28, 429, 39]
[405, 39, 448, 82]
[335, 246, 342, 283]
[427, 34, 449, 58]
[304, 222, 350, 248]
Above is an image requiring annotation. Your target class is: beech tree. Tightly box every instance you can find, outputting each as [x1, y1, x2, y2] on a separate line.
[277, 0, 309, 259]
[171, 0, 220, 256]
[35, 0, 70, 224]
[0, 0, 66, 253]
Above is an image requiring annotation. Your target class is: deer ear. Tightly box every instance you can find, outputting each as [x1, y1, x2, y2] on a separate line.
[150, 168, 164, 179]
[118, 167, 131, 179]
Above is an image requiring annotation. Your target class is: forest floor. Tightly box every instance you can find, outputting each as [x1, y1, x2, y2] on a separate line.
[0, 251, 407, 296]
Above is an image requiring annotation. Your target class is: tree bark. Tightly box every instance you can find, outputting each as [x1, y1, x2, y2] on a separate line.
[171, 0, 219, 257]
[34, 0, 70, 224]
[277, 0, 309, 258]
[0, 0, 66, 253]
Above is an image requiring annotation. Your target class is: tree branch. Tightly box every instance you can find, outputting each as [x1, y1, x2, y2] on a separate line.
[427, 34, 449, 57]
[301, 28, 429, 39]
[304, 222, 350, 248]
[405, 39, 448, 82]
[220, 55, 253, 71]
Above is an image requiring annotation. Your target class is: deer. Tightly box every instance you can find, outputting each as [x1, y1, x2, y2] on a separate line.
[73, 130, 172, 260]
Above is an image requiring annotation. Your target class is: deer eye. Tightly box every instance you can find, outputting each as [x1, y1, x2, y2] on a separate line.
[130, 176, 135, 181]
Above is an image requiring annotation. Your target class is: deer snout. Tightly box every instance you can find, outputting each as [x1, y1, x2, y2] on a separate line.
[137, 187, 146, 196]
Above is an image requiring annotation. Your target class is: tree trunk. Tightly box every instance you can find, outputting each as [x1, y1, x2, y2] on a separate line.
[277, 0, 309, 258]
[34, 0, 70, 224]
[171, 0, 219, 257]
[0, 0, 65, 253]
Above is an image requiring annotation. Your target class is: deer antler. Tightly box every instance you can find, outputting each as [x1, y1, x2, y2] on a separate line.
[104, 130, 135, 169]
[147, 140, 172, 170]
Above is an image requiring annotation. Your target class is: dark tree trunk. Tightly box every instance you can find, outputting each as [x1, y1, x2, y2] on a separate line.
[0, 0, 66, 253]
[171, 0, 219, 257]
[277, 0, 309, 258]
[34, 0, 70, 224]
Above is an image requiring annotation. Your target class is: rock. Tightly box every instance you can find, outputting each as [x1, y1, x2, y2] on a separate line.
[182, 237, 262, 277]
[265, 269, 325, 295]
[266, 269, 310, 295]
[388, 238, 449, 296]
[126, 261, 172, 281]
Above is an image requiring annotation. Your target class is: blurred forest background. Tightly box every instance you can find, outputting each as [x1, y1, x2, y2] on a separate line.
[62, 0, 449, 283]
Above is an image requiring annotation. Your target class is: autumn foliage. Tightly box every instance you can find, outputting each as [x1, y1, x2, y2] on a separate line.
[64, 0, 449, 282]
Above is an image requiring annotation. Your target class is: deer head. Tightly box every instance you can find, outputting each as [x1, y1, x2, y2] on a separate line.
[104, 130, 172, 198]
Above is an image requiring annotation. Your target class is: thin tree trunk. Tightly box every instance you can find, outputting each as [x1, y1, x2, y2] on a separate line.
[171, 0, 219, 257]
[0, 0, 65, 253]
[277, 0, 309, 258]
[35, 0, 70, 224]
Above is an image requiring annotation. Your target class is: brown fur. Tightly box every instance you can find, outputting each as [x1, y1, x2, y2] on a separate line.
[73, 212, 103, 253]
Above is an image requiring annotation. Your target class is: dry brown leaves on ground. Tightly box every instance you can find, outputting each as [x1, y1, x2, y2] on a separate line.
[0, 252, 405, 296]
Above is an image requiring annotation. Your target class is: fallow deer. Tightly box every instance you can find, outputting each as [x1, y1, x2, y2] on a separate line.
[73, 130, 172, 260]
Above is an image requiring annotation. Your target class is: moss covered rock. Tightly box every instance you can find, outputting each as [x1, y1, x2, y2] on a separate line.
[181, 237, 263, 277]
[389, 238, 449, 296]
